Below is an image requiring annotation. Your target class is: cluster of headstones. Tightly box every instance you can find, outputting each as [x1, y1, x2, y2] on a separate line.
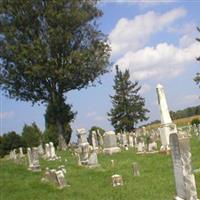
[9, 142, 67, 189]
[9, 147, 25, 164]
[75, 128, 100, 168]
[43, 142, 59, 160]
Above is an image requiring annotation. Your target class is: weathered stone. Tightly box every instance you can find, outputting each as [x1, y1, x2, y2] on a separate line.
[132, 162, 140, 176]
[112, 174, 123, 187]
[170, 133, 199, 200]
[88, 151, 100, 168]
[103, 131, 121, 155]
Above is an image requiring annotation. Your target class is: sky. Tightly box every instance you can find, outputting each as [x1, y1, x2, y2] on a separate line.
[0, 0, 200, 141]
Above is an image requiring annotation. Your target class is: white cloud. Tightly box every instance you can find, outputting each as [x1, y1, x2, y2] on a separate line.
[0, 111, 14, 119]
[109, 8, 186, 58]
[115, 41, 200, 80]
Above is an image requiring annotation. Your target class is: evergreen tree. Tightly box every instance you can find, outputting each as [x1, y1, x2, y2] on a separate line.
[108, 65, 149, 133]
[194, 27, 200, 88]
[22, 122, 42, 147]
[0, 0, 110, 147]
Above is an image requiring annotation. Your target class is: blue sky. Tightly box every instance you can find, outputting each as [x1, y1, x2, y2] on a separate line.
[0, 1, 200, 141]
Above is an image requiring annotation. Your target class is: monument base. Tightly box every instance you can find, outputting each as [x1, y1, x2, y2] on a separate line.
[103, 147, 121, 155]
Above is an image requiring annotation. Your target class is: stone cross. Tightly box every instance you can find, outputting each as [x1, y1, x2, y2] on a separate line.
[170, 133, 199, 200]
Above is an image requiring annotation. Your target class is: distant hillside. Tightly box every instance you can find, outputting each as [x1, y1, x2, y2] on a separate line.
[144, 105, 200, 129]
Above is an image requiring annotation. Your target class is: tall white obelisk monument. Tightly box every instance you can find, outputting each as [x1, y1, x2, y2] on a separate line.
[156, 84, 176, 150]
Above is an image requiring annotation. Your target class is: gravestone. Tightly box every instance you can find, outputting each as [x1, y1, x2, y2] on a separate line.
[38, 144, 44, 155]
[170, 133, 198, 200]
[128, 135, 134, 147]
[19, 147, 24, 158]
[132, 162, 140, 176]
[27, 148, 33, 169]
[45, 143, 51, 159]
[91, 131, 98, 150]
[112, 174, 123, 187]
[103, 131, 121, 155]
[137, 141, 145, 153]
[87, 151, 100, 168]
[43, 168, 67, 189]
[31, 147, 41, 171]
[49, 142, 57, 160]
[76, 128, 90, 165]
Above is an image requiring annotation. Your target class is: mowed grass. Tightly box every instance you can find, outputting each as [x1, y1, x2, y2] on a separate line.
[0, 137, 200, 200]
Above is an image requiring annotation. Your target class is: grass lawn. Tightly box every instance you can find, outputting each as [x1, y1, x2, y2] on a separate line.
[0, 136, 200, 200]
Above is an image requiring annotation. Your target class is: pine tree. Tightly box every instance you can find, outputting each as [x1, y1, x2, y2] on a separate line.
[108, 65, 149, 133]
[194, 27, 200, 88]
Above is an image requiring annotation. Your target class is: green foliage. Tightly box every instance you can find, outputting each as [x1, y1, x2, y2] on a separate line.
[44, 102, 74, 144]
[22, 122, 42, 147]
[108, 65, 149, 132]
[43, 125, 59, 147]
[0, 0, 110, 144]
[191, 118, 200, 125]
[0, 131, 24, 157]
[170, 105, 200, 120]
[194, 27, 200, 88]
[88, 126, 105, 145]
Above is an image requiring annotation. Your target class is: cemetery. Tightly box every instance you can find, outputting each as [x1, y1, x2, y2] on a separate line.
[0, 1, 200, 200]
[1, 84, 200, 199]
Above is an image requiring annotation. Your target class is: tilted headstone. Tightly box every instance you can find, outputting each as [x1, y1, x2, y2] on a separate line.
[170, 133, 198, 200]
[103, 131, 121, 155]
[148, 141, 157, 152]
[43, 168, 67, 189]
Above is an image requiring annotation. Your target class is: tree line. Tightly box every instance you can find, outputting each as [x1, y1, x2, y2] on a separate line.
[169, 105, 200, 120]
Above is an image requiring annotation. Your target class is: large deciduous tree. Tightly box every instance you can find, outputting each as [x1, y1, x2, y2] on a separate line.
[108, 66, 149, 133]
[194, 27, 200, 88]
[0, 0, 110, 147]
